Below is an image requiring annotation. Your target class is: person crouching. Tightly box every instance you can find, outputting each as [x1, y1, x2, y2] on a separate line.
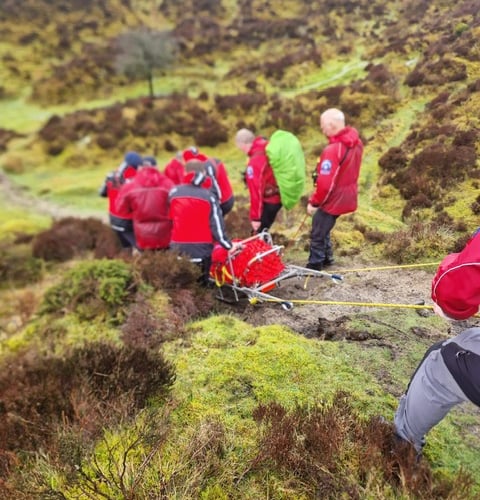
[168, 159, 238, 286]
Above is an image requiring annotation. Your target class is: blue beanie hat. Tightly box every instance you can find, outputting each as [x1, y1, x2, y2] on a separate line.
[124, 151, 143, 167]
[143, 155, 157, 166]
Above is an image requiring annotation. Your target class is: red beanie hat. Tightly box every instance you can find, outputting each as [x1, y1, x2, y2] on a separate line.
[182, 146, 208, 163]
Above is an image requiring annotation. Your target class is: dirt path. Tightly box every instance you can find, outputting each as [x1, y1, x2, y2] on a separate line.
[0, 171, 107, 222]
[220, 254, 478, 340]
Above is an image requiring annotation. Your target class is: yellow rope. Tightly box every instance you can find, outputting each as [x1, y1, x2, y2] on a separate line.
[264, 298, 433, 309]
[338, 262, 441, 273]
[258, 297, 480, 317]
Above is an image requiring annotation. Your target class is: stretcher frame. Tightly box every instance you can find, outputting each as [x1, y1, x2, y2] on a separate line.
[211, 231, 343, 310]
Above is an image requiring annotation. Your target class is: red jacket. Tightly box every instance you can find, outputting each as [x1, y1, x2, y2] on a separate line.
[104, 163, 138, 220]
[309, 126, 363, 215]
[164, 156, 234, 207]
[168, 173, 232, 260]
[431, 230, 480, 320]
[245, 137, 281, 221]
[205, 159, 234, 206]
[164, 158, 185, 185]
[115, 167, 174, 250]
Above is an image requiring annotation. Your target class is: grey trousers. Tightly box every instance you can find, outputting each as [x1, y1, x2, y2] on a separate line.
[394, 345, 469, 452]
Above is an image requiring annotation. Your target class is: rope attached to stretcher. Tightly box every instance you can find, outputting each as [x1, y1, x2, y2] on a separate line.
[250, 297, 433, 310]
[337, 262, 441, 273]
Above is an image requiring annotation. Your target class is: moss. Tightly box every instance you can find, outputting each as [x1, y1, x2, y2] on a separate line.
[0, 313, 120, 358]
[332, 228, 365, 256]
[0, 243, 44, 287]
[41, 259, 134, 323]
[165, 316, 388, 424]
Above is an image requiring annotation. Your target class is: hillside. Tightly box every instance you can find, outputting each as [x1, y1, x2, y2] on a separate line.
[0, 0, 480, 498]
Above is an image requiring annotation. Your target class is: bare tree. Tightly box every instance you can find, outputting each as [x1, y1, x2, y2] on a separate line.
[115, 28, 177, 99]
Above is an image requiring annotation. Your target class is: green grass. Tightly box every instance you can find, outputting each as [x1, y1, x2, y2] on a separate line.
[0, 198, 51, 241]
[284, 53, 369, 97]
[159, 314, 480, 494]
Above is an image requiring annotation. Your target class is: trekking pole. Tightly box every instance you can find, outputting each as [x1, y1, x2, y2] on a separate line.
[290, 212, 309, 243]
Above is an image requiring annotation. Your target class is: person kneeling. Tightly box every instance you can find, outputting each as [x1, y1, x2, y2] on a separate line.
[168, 159, 238, 286]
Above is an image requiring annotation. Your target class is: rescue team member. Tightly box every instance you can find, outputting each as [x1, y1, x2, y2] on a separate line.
[234, 128, 282, 234]
[306, 108, 363, 270]
[394, 229, 480, 456]
[164, 147, 235, 216]
[163, 151, 185, 185]
[168, 159, 239, 285]
[99, 151, 143, 250]
[115, 157, 174, 251]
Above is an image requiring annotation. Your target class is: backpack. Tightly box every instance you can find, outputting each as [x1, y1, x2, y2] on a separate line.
[265, 130, 306, 210]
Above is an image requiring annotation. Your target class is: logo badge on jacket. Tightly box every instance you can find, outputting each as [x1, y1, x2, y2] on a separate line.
[246, 166, 254, 179]
[320, 160, 332, 175]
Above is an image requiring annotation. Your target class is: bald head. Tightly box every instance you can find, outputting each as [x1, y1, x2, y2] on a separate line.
[320, 108, 345, 137]
[235, 128, 255, 154]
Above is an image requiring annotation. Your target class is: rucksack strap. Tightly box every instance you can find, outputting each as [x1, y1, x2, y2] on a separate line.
[441, 341, 480, 407]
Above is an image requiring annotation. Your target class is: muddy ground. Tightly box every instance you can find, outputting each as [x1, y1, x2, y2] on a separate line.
[215, 253, 476, 342]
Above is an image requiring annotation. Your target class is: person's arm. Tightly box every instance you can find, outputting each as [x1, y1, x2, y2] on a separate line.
[208, 195, 232, 250]
[164, 158, 185, 185]
[214, 160, 233, 202]
[245, 160, 264, 226]
[308, 145, 339, 207]
[115, 184, 132, 215]
[99, 172, 114, 197]
[205, 160, 222, 201]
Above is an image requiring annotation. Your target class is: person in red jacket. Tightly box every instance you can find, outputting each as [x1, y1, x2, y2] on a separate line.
[99, 151, 142, 250]
[235, 129, 282, 234]
[431, 229, 480, 320]
[168, 159, 238, 285]
[115, 158, 174, 251]
[393, 228, 480, 458]
[306, 108, 363, 270]
[164, 147, 235, 216]
[163, 151, 185, 185]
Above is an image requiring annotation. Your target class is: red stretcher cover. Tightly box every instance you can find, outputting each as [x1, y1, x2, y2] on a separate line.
[210, 238, 286, 288]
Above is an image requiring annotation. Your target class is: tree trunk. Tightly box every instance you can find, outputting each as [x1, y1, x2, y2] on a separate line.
[148, 72, 154, 99]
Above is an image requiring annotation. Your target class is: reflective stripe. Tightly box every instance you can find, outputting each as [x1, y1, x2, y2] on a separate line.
[210, 194, 231, 249]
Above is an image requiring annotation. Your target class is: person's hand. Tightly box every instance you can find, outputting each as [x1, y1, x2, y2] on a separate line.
[251, 220, 261, 233]
[433, 302, 453, 320]
[228, 242, 243, 256]
[307, 203, 318, 216]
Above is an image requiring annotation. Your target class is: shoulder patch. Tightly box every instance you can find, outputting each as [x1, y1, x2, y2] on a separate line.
[320, 159, 332, 175]
[246, 165, 254, 179]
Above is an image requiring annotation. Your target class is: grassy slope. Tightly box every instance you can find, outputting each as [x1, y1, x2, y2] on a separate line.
[164, 315, 480, 485]
[1, 0, 480, 497]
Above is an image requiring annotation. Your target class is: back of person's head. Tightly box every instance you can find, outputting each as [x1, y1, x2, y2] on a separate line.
[184, 159, 206, 174]
[320, 109, 345, 136]
[142, 155, 157, 167]
[235, 128, 255, 150]
[182, 146, 208, 163]
[184, 159, 208, 187]
[124, 151, 143, 168]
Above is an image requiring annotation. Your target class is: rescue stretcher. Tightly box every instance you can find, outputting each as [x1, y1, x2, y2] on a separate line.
[209, 231, 343, 310]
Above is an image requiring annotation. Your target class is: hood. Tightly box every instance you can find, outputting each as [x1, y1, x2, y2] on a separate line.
[248, 136, 268, 156]
[329, 126, 361, 148]
[136, 166, 165, 187]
